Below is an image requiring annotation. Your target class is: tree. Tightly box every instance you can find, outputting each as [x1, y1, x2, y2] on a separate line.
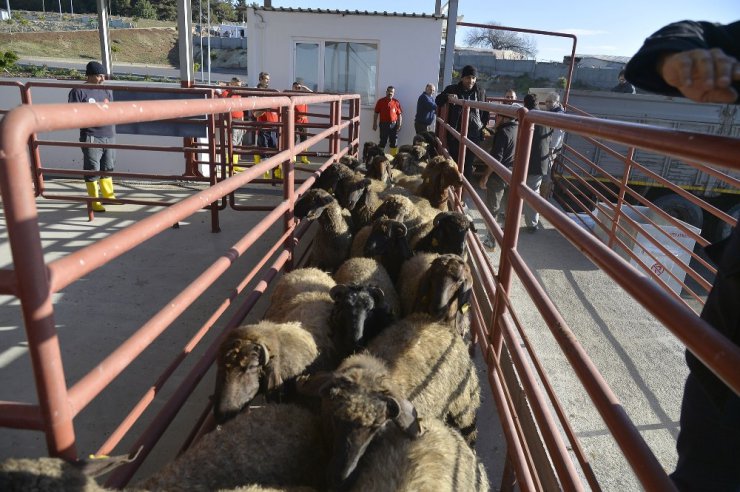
[131, 0, 156, 19]
[464, 22, 537, 59]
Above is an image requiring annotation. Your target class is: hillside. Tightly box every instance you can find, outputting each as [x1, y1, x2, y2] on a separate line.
[0, 27, 179, 66]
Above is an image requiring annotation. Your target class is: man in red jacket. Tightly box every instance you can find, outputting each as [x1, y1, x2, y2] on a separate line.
[372, 86, 403, 156]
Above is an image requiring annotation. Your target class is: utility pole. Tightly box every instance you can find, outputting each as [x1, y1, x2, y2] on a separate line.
[441, 0, 459, 88]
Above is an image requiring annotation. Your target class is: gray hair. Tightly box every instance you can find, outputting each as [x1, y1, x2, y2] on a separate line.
[546, 92, 560, 103]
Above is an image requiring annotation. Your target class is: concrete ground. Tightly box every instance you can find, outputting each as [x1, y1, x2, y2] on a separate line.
[0, 178, 695, 490]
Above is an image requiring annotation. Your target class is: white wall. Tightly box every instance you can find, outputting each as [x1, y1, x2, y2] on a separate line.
[246, 8, 443, 150]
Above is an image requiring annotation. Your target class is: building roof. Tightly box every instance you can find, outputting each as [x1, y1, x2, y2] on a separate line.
[252, 6, 444, 19]
[570, 54, 631, 64]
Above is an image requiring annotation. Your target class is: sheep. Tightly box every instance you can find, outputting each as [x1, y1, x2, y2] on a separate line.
[371, 194, 429, 238]
[415, 156, 464, 211]
[0, 456, 122, 492]
[365, 155, 393, 190]
[350, 218, 413, 283]
[338, 155, 363, 171]
[313, 162, 355, 195]
[140, 404, 328, 491]
[333, 174, 380, 233]
[334, 257, 400, 315]
[298, 353, 488, 491]
[212, 320, 319, 424]
[362, 141, 385, 165]
[264, 267, 335, 320]
[366, 313, 480, 445]
[294, 188, 353, 273]
[397, 253, 473, 339]
[390, 150, 426, 176]
[413, 131, 439, 158]
[328, 284, 396, 356]
[410, 211, 476, 259]
[295, 353, 423, 490]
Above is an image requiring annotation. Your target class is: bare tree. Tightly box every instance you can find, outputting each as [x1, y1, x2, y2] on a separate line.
[464, 22, 537, 59]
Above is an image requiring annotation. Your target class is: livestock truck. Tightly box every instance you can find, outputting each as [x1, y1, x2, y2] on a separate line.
[551, 89, 740, 241]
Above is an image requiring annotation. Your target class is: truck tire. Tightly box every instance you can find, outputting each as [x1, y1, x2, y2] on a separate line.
[714, 203, 740, 242]
[652, 193, 704, 230]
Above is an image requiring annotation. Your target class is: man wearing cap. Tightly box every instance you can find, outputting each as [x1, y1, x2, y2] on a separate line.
[436, 64, 489, 182]
[68, 61, 116, 213]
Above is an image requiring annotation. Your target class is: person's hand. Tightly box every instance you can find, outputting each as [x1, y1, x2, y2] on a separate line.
[658, 48, 740, 103]
[447, 94, 458, 101]
[479, 176, 488, 190]
[372, 123, 378, 131]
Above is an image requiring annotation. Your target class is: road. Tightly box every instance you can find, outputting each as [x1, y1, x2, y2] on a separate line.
[18, 56, 247, 83]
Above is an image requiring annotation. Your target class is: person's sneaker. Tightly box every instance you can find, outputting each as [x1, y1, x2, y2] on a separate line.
[482, 235, 496, 249]
[526, 225, 538, 233]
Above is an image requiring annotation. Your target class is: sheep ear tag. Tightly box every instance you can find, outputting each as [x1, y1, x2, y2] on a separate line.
[82, 446, 143, 478]
[460, 302, 470, 314]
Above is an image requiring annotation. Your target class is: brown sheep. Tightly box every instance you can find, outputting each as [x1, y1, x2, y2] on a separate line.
[397, 253, 473, 339]
[213, 321, 319, 424]
[416, 156, 464, 211]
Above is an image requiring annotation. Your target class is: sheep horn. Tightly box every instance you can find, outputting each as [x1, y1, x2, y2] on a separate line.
[392, 222, 407, 238]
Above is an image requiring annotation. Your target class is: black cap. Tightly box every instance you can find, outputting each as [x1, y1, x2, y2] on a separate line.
[86, 61, 106, 76]
[461, 65, 477, 78]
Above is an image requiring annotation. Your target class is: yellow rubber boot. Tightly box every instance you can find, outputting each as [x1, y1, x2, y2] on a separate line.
[232, 154, 245, 173]
[99, 177, 116, 200]
[300, 155, 310, 164]
[274, 165, 283, 180]
[85, 181, 106, 212]
[390, 147, 399, 156]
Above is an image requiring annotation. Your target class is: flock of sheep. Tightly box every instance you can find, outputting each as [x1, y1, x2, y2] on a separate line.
[0, 134, 490, 491]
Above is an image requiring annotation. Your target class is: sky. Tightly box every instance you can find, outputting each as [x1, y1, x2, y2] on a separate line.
[269, 1, 738, 62]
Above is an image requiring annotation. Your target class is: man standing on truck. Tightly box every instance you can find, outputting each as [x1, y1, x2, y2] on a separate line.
[436, 65, 489, 183]
[627, 20, 740, 492]
[68, 61, 116, 213]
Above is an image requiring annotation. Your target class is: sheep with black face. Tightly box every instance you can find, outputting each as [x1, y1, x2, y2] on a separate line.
[410, 211, 475, 260]
[329, 284, 395, 356]
[397, 253, 473, 339]
[350, 218, 413, 283]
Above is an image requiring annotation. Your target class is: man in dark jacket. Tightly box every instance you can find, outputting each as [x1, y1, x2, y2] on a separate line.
[436, 65, 489, 182]
[479, 113, 518, 248]
[521, 93, 550, 232]
[611, 70, 637, 93]
[414, 83, 437, 134]
[627, 20, 739, 491]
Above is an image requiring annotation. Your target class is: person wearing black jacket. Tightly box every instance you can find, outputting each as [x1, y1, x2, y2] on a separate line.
[521, 93, 550, 232]
[435, 65, 489, 182]
[627, 20, 739, 491]
[479, 113, 518, 248]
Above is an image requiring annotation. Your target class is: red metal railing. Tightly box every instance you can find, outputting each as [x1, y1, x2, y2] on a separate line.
[0, 92, 359, 483]
[437, 96, 740, 491]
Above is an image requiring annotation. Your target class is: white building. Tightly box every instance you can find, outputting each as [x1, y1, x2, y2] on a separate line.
[246, 6, 444, 148]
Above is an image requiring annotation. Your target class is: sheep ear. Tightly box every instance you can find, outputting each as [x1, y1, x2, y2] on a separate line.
[295, 372, 334, 397]
[457, 272, 473, 313]
[385, 395, 423, 438]
[413, 269, 433, 312]
[330, 284, 350, 302]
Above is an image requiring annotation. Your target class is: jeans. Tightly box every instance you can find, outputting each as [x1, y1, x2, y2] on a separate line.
[81, 135, 115, 182]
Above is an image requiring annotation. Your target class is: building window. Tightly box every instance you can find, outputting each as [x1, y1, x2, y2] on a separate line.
[294, 40, 378, 105]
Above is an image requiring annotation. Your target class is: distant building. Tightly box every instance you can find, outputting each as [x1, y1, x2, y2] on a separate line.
[563, 54, 630, 69]
[455, 46, 526, 60]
